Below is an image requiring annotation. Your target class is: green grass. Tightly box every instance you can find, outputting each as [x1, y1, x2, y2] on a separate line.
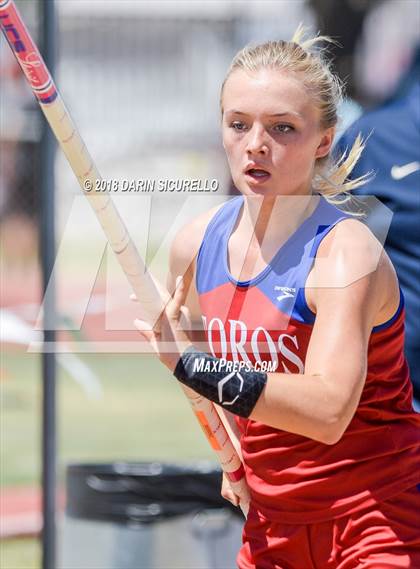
[1, 350, 215, 568]
[1, 351, 213, 487]
[0, 539, 40, 569]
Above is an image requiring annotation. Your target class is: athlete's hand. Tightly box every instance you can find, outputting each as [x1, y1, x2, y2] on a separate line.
[132, 276, 193, 372]
[221, 472, 240, 507]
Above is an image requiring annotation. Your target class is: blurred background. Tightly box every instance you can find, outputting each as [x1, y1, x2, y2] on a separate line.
[1, 0, 419, 567]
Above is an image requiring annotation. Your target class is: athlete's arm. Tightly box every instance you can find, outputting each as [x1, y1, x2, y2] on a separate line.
[250, 219, 399, 443]
[138, 218, 399, 445]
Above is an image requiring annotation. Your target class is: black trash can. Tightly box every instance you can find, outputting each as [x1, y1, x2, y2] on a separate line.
[59, 462, 244, 569]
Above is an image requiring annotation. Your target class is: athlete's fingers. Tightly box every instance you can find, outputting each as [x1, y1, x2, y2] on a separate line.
[131, 297, 164, 333]
[134, 319, 160, 353]
[135, 329, 148, 342]
[221, 488, 239, 506]
[173, 275, 187, 310]
[133, 318, 153, 332]
[179, 305, 192, 334]
[167, 275, 188, 321]
[221, 473, 240, 506]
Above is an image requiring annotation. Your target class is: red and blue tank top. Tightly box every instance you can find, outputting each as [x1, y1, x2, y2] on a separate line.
[196, 195, 420, 523]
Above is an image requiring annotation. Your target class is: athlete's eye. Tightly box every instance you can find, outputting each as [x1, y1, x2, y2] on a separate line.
[230, 121, 248, 132]
[272, 124, 294, 134]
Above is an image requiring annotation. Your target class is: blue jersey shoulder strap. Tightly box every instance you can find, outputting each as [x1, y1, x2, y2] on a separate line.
[196, 195, 351, 325]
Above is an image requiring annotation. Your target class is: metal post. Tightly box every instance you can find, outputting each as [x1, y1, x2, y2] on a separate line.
[39, 0, 57, 567]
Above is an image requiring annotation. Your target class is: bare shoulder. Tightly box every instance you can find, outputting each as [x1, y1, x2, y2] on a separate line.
[320, 217, 381, 260]
[307, 217, 399, 325]
[311, 217, 393, 287]
[168, 203, 224, 286]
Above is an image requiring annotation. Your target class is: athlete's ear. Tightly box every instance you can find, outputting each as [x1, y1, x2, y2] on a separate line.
[315, 127, 335, 159]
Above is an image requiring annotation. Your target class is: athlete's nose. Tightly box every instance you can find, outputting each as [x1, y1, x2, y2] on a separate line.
[246, 124, 269, 155]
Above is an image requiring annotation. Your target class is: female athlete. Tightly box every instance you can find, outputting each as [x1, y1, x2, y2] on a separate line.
[135, 28, 420, 568]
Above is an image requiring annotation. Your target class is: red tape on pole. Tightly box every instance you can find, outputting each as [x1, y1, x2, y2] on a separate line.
[0, 0, 57, 103]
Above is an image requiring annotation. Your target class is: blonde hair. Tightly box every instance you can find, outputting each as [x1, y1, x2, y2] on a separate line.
[220, 24, 370, 208]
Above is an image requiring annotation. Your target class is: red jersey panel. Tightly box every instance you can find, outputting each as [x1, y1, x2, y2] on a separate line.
[196, 196, 420, 523]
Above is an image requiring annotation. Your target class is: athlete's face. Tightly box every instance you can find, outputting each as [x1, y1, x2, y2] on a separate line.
[221, 68, 334, 197]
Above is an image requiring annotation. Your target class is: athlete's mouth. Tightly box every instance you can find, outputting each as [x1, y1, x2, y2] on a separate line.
[245, 167, 271, 182]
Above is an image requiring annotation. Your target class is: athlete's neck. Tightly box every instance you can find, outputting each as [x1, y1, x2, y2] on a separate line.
[240, 193, 318, 246]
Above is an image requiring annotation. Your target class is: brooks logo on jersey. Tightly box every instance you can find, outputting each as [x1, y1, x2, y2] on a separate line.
[274, 286, 296, 301]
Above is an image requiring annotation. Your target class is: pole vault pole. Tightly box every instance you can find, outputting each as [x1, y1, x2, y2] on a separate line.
[0, 0, 250, 525]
